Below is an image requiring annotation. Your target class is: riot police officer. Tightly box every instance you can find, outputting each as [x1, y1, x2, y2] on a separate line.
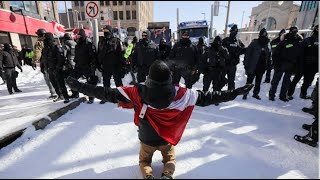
[168, 31, 199, 89]
[268, 26, 303, 101]
[97, 25, 124, 104]
[222, 24, 246, 90]
[132, 31, 159, 83]
[70, 29, 98, 104]
[265, 29, 286, 83]
[287, 25, 318, 99]
[201, 36, 229, 93]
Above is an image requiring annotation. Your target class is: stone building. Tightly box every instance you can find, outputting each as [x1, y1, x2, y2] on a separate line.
[71, 1, 153, 36]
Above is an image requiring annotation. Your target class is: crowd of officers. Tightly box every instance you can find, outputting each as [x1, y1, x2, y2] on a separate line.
[0, 24, 318, 105]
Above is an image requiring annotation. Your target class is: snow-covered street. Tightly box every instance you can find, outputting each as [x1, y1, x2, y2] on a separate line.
[0, 59, 318, 179]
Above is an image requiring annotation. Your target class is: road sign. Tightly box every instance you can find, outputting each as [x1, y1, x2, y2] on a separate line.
[85, 1, 99, 19]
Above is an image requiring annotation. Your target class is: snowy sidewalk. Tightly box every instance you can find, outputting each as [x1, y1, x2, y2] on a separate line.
[0, 66, 83, 142]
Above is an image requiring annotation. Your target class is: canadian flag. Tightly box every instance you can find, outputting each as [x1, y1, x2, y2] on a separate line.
[52, 21, 65, 36]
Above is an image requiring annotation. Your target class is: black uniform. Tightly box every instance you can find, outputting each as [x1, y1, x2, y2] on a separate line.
[243, 28, 271, 99]
[168, 38, 199, 89]
[56, 38, 77, 103]
[269, 28, 303, 101]
[132, 33, 158, 83]
[265, 29, 285, 83]
[98, 31, 124, 88]
[288, 29, 318, 99]
[0, 44, 22, 94]
[70, 29, 98, 104]
[201, 36, 228, 92]
[222, 25, 245, 90]
[158, 38, 171, 61]
[41, 33, 64, 100]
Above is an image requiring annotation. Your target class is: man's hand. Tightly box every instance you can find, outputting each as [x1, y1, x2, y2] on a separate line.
[235, 84, 254, 95]
[66, 76, 81, 91]
[19, 67, 23, 73]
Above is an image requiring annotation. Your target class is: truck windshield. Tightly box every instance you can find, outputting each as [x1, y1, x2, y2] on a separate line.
[181, 28, 208, 37]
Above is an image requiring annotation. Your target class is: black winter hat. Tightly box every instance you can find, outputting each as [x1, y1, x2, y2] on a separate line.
[146, 60, 172, 88]
[78, 29, 86, 37]
[259, 28, 268, 37]
[213, 36, 222, 44]
[3, 43, 11, 52]
[230, 24, 238, 32]
[289, 26, 298, 33]
[103, 25, 113, 32]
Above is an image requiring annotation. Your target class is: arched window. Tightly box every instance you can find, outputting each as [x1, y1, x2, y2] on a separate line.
[127, 27, 136, 36]
[258, 17, 277, 31]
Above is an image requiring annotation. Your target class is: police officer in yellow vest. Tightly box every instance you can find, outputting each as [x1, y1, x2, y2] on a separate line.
[124, 36, 137, 85]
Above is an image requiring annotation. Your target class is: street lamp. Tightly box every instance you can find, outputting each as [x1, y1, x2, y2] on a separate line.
[10, 6, 28, 34]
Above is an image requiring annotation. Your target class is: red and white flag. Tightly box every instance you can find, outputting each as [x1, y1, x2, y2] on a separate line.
[52, 21, 65, 36]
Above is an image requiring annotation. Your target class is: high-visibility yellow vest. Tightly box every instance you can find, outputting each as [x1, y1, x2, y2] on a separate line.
[25, 51, 34, 59]
[124, 43, 134, 59]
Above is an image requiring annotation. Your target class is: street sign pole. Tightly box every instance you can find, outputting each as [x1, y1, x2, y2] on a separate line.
[92, 19, 99, 50]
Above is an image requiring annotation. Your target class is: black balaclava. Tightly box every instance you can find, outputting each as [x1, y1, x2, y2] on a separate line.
[44, 32, 55, 46]
[258, 28, 269, 45]
[103, 25, 113, 39]
[141, 60, 175, 109]
[159, 38, 166, 51]
[198, 37, 204, 45]
[279, 29, 286, 37]
[212, 36, 222, 50]
[3, 43, 12, 53]
[180, 31, 191, 46]
[229, 24, 238, 38]
[288, 26, 298, 40]
[312, 25, 318, 37]
[77, 29, 87, 43]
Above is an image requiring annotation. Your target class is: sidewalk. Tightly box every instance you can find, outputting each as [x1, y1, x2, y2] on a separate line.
[0, 66, 85, 148]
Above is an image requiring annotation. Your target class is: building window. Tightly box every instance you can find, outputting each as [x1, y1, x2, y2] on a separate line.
[126, 1, 130, 5]
[118, 1, 123, 5]
[42, 1, 56, 21]
[24, 1, 38, 14]
[132, 1, 136, 5]
[100, 1, 104, 6]
[314, 1, 319, 8]
[80, 1, 84, 6]
[10, 1, 24, 9]
[259, 17, 276, 31]
[81, 11, 85, 20]
[9, 1, 38, 14]
[113, 1, 117, 6]
[105, 1, 110, 6]
[132, 10, 136, 20]
[75, 1, 79, 6]
[126, 10, 130, 20]
[113, 11, 118, 20]
[119, 11, 123, 20]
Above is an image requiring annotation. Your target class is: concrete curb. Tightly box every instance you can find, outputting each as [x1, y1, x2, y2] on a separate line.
[0, 97, 87, 149]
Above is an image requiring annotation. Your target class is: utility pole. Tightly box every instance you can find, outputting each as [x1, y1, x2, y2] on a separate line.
[65, 1, 70, 28]
[210, 4, 213, 39]
[224, 1, 231, 38]
[177, 8, 179, 38]
[240, 11, 245, 32]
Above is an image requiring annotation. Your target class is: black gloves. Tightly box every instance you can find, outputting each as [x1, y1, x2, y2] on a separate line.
[40, 63, 45, 74]
[19, 67, 23, 72]
[235, 84, 254, 95]
[66, 76, 81, 91]
[31, 63, 37, 70]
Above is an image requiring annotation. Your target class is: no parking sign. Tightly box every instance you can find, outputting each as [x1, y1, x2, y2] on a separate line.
[85, 1, 99, 19]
